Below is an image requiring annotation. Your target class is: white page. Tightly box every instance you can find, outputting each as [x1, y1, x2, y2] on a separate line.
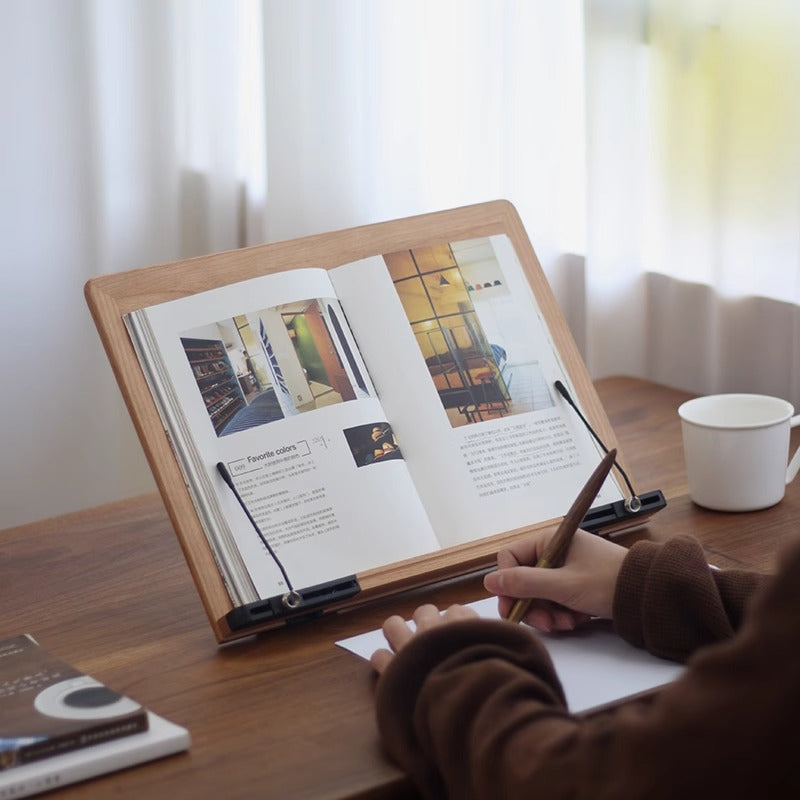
[133, 268, 440, 601]
[337, 596, 685, 714]
[331, 236, 625, 550]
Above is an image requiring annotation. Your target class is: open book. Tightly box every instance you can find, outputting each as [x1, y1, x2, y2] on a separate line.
[87, 202, 662, 642]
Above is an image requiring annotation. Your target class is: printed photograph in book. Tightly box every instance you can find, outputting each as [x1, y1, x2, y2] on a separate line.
[383, 239, 555, 428]
[343, 422, 403, 467]
[179, 297, 374, 437]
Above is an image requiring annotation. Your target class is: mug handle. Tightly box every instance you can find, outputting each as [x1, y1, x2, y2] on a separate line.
[787, 414, 800, 484]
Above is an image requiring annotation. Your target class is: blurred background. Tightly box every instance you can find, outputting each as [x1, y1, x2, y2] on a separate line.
[2, 0, 799, 528]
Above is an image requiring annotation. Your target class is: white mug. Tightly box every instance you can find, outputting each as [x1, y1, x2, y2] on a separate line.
[678, 393, 800, 512]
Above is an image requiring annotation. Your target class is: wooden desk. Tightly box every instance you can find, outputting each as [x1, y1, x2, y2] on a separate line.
[2, 377, 799, 799]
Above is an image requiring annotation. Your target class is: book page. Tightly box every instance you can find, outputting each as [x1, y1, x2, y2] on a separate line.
[336, 597, 685, 714]
[331, 236, 624, 549]
[129, 268, 440, 605]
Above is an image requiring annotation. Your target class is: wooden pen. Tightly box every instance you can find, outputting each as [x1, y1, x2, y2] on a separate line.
[506, 448, 617, 623]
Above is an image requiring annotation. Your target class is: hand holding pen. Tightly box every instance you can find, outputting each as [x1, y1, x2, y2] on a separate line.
[484, 450, 629, 632]
[371, 451, 630, 673]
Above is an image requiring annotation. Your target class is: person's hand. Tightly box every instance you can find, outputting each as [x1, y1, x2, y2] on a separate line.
[370, 603, 479, 674]
[483, 527, 627, 632]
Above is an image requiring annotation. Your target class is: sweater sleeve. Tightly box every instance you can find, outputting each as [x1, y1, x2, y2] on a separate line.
[612, 534, 766, 661]
[375, 620, 573, 800]
[375, 537, 800, 800]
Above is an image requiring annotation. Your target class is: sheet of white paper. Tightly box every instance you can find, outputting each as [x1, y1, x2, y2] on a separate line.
[337, 596, 685, 714]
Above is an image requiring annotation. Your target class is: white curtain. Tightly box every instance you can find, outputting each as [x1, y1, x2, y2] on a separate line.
[585, 0, 800, 402]
[0, 0, 266, 528]
[261, 0, 586, 260]
[2, 0, 798, 528]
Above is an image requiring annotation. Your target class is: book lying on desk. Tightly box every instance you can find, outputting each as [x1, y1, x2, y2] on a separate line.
[0, 635, 147, 770]
[86, 202, 664, 642]
[0, 712, 189, 799]
[0, 635, 189, 797]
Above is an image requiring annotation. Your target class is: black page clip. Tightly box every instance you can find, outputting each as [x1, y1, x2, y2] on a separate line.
[581, 489, 667, 534]
[217, 461, 362, 632]
[226, 576, 361, 631]
[551, 381, 667, 534]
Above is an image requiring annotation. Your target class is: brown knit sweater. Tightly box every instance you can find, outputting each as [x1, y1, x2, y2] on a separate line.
[375, 534, 800, 799]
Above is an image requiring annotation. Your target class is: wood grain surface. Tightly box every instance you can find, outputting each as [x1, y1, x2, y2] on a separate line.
[1, 377, 797, 799]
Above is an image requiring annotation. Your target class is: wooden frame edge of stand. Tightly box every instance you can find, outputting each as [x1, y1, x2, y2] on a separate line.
[213, 518, 559, 641]
[84, 199, 624, 644]
[84, 280, 234, 642]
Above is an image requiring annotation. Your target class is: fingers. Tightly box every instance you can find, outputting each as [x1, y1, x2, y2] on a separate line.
[439, 603, 479, 622]
[496, 595, 588, 633]
[370, 604, 478, 674]
[497, 530, 552, 569]
[412, 603, 442, 630]
[523, 605, 590, 632]
[486, 529, 627, 623]
[370, 648, 394, 674]
[484, 564, 571, 606]
[496, 548, 522, 570]
[382, 613, 416, 653]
